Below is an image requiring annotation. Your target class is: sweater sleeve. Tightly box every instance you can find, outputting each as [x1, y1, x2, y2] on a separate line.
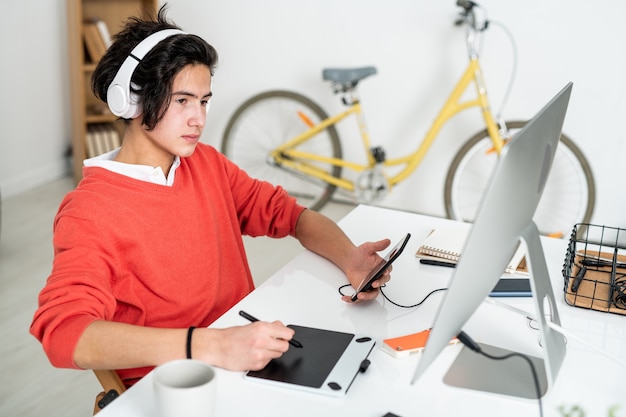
[30, 211, 120, 369]
[218, 151, 305, 238]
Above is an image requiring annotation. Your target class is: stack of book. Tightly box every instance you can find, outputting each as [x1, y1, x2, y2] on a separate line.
[86, 124, 121, 158]
[83, 17, 112, 62]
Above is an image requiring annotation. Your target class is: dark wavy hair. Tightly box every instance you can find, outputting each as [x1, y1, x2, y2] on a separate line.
[91, 5, 219, 130]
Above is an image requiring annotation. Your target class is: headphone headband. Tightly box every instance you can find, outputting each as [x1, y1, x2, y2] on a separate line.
[107, 29, 186, 119]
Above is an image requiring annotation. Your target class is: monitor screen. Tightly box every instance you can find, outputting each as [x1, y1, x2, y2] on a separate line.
[411, 83, 572, 395]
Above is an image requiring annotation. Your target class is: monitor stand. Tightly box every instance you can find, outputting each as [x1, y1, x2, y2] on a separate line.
[442, 221, 565, 398]
[443, 343, 547, 398]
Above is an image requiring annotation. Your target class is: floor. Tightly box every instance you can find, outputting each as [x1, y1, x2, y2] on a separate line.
[0, 175, 354, 417]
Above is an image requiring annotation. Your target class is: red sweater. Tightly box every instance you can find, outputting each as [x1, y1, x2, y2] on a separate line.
[30, 143, 304, 385]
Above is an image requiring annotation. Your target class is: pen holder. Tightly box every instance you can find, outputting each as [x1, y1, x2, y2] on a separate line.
[562, 223, 626, 316]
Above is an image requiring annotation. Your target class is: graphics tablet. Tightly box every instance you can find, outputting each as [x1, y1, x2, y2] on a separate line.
[244, 325, 375, 396]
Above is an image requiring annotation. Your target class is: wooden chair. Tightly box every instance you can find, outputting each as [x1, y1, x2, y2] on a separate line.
[92, 370, 126, 415]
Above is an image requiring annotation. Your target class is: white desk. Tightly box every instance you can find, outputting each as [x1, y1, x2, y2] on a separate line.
[96, 205, 625, 417]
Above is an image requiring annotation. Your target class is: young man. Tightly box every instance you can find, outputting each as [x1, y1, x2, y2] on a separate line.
[30, 6, 391, 387]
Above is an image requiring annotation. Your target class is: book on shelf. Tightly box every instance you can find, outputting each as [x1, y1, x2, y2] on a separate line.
[415, 226, 527, 275]
[82, 18, 111, 62]
[92, 18, 112, 48]
[83, 22, 107, 62]
[86, 124, 121, 158]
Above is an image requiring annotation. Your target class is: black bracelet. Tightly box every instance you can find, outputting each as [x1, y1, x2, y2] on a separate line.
[186, 326, 196, 359]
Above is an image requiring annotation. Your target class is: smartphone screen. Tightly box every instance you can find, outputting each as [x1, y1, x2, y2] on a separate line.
[489, 278, 531, 297]
[351, 233, 411, 301]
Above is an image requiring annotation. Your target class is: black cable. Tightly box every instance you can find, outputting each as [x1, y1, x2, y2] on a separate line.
[338, 284, 447, 308]
[612, 273, 626, 310]
[339, 283, 542, 414]
[380, 287, 447, 308]
[337, 284, 352, 296]
[457, 331, 544, 417]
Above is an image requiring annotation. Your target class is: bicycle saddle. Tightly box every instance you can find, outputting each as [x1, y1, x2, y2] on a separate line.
[322, 67, 377, 85]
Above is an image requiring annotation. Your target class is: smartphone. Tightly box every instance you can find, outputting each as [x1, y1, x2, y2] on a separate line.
[351, 233, 411, 301]
[489, 278, 531, 297]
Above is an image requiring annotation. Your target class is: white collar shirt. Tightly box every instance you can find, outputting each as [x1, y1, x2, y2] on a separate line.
[83, 148, 181, 186]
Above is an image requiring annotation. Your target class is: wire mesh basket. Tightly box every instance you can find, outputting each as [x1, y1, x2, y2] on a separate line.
[562, 223, 626, 316]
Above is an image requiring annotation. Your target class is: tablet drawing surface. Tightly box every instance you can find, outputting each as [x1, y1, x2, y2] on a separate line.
[245, 325, 375, 396]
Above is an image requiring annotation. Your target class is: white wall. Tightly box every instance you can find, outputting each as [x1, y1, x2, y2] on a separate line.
[1, 0, 624, 228]
[163, 0, 625, 228]
[0, 0, 71, 198]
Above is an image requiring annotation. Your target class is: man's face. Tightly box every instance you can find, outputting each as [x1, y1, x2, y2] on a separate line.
[144, 64, 213, 159]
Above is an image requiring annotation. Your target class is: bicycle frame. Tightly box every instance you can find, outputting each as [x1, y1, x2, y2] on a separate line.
[223, 3, 594, 238]
[270, 56, 504, 193]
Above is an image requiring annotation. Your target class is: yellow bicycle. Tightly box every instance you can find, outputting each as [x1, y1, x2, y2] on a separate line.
[221, 1, 594, 237]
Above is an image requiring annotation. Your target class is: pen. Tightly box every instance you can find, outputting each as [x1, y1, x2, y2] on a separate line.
[238, 310, 303, 348]
[581, 258, 626, 269]
[419, 259, 456, 268]
[571, 265, 586, 293]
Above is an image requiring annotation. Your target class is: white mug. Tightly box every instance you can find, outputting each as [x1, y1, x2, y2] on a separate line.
[153, 359, 217, 417]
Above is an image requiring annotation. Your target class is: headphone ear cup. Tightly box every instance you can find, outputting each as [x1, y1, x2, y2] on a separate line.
[107, 82, 130, 117]
[107, 81, 140, 119]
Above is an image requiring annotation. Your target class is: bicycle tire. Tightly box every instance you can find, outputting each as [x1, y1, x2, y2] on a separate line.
[221, 90, 342, 211]
[444, 120, 595, 237]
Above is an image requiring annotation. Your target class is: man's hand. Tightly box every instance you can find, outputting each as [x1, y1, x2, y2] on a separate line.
[195, 321, 295, 371]
[341, 239, 391, 303]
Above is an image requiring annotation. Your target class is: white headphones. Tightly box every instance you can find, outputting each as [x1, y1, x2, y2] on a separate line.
[107, 29, 186, 119]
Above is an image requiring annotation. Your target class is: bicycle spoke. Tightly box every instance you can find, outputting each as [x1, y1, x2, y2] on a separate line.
[221, 91, 342, 211]
[445, 121, 595, 237]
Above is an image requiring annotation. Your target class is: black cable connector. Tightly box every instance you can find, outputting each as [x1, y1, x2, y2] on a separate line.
[456, 331, 482, 353]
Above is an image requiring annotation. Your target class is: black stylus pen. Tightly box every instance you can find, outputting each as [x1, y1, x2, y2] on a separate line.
[238, 310, 303, 348]
[419, 259, 456, 268]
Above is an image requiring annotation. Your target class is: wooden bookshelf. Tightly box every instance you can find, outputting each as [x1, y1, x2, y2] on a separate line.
[67, 0, 158, 182]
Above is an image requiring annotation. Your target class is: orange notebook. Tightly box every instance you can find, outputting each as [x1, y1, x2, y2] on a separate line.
[382, 329, 458, 358]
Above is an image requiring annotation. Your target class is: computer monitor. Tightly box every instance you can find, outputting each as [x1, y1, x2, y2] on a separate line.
[411, 83, 572, 398]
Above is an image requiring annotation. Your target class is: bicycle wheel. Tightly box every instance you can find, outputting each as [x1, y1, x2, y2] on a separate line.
[444, 121, 595, 237]
[221, 90, 342, 211]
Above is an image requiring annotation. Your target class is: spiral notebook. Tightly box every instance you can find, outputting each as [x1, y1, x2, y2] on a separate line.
[416, 226, 527, 274]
